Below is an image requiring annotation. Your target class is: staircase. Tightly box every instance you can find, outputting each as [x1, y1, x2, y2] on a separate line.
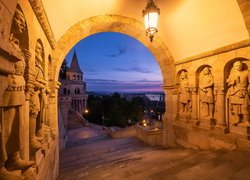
[59, 136, 250, 180]
[67, 108, 88, 129]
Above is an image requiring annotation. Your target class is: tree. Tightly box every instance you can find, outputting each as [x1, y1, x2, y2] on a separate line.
[87, 95, 103, 125]
[87, 93, 146, 128]
[129, 97, 144, 123]
[59, 59, 69, 79]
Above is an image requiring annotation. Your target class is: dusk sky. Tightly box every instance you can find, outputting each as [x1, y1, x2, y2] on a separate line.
[65, 32, 163, 93]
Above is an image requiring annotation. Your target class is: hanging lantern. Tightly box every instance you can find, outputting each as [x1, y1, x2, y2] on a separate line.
[142, 0, 160, 42]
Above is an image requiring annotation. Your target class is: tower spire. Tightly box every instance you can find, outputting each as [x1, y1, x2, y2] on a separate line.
[68, 49, 82, 73]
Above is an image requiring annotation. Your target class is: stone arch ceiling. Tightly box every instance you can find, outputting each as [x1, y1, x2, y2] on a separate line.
[41, 0, 249, 61]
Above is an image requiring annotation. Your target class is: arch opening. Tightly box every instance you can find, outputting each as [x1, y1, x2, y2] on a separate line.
[52, 15, 175, 87]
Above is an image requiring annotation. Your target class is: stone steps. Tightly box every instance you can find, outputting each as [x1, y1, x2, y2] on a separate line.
[58, 136, 250, 180]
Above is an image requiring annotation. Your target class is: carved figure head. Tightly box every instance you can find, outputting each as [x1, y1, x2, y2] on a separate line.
[13, 9, 26, 33]
[233, 61, 243, 71]
[35, 41, 44, 63]
[202, 67, 210, 75]
[180, 71, 187, 80]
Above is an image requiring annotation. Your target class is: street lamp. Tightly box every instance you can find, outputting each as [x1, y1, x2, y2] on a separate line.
[83, 109, 88, 119]
[142, 0, 160, 42]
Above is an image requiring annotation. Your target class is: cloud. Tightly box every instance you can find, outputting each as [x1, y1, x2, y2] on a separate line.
[106, 44, 128, 58]
[113, 67, 153, 74]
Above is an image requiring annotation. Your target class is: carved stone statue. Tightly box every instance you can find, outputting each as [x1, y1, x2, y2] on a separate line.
[9, 8, 26, 50]
[199, 67, 214, 119]
[226, 61, 250, 126]
[29, 41, 46, 154]
[35, 41, 45, 84]
[179, 71, 192, 114]
[0, 60, 35, 180]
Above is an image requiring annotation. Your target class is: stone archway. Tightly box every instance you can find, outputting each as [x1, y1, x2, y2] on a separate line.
[52, 15, 175, 87]
[237, 0, 250, 36]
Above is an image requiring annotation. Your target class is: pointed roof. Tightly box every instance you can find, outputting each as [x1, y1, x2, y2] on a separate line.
[67, 49, 82, 73]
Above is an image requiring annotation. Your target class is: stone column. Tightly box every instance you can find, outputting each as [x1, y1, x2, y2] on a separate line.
[49, 81, 60, 138]
[77, 99, 79, 112]
[190, 86, 199, 126]
[80, 100, 83, 113]
[162, 85, 177, 148]
[215, 84, 228, 133]
[84, 99, 87, 108]
[21, 49, 32, 161]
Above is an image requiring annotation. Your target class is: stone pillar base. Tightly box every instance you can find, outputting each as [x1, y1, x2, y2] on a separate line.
[214, 124, 229, 134]
[199, 117, 216, 130]
[189, 119, 200, 126]
[178, 113, 191, 123]
[230, 124, 250, 140]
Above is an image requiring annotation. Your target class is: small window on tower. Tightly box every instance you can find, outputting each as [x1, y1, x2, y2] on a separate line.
[63, 88, 67, 95]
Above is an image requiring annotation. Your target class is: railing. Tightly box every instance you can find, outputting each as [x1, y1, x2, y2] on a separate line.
[68, 108, 88, 126]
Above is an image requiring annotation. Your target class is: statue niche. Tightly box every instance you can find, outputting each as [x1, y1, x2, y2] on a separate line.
[199, 67, 215, 119]
[178, 70, 192, 115]
[29, 40, 47, 155]
[0, 60, 35, 180]
[9, 5, 28, 51]
[226, 60, 250, 126]
[0, 5, 35, 180]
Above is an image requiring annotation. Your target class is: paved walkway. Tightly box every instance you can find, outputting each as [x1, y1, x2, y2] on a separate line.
[59, 135, 250, 180]
[68, 127, 100, 139]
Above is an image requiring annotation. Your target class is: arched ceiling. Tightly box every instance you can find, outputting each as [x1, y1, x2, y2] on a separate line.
[42, 0, 249, 61]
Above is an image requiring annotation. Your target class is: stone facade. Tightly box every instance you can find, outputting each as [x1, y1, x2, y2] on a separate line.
[58, 50, 88, 130]
[0, 1, 58, 180]
[0, 0, 250, 180]
[169, 45, 250, 150]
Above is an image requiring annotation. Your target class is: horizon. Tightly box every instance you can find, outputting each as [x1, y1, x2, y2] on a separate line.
[87, 90, 164, 94]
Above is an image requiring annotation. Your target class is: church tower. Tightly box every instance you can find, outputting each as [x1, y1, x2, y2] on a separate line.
[59, 50, 88, 129]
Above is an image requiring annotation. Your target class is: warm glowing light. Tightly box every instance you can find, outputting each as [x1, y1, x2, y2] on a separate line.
[143, 123, 147, 127]
[85, 109, 89, 113]
[144, 12, 158, 30]
[142, 0, 160, 42]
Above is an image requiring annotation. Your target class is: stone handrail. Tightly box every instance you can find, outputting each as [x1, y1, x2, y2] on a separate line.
[68, 108, 88, 126]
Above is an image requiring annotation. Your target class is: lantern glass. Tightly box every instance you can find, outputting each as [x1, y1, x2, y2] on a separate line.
[144, 12, 158, 30]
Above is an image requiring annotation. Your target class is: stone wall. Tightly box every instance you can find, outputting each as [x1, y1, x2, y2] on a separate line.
[164, 43, 250, 150]
[1, 1, 250, 179]
[0, 1, 59, 179]
[110, 125, 163, 147]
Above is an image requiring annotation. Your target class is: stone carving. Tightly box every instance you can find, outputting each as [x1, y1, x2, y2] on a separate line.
[0, 60, 35, 180]
[226, 61, 250, 126]
[199, 67, 214, 119]
[9, 8, 26, 50]
[179, 71, 192, 114]
[28, 0, 56, 49]
[29, 41, 47, 154]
